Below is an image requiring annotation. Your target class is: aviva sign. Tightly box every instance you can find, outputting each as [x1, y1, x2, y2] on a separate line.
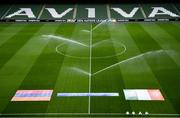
[1, 4, 180, 22]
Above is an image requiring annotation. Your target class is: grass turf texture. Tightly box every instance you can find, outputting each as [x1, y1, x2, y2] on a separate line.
[0, 22, 180, 116]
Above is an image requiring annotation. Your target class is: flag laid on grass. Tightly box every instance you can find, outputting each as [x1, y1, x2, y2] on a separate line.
[11, 90, 53, 101]
[123, 89, 164, 101]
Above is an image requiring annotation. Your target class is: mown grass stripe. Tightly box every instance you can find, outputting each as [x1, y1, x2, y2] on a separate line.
[119, 24, 160, 85]
[173, 22, 180, 28]
[141, 23, 180, 67]
[0, 24, 43, 69]
[110, 23, 173, 114]
[0, 24, 28, 47]
[0, 24, 57, 113]
[144, 49, 180, 113]
[141, 23, 180, 113]
[46, 24, 89, 113]
[126, 23, 177, 114]
[157, 23, 180, 43]
[3, 24, 75, 114]
[110, 23, 161, 114]
[0, 24, 11, 32]
[108, 23, 133, 113]
[125, 23, 161, 53]
[90, 23, 129, 113]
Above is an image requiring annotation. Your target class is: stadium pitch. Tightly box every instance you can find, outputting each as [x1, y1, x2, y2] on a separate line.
[0, 21, 180, 117]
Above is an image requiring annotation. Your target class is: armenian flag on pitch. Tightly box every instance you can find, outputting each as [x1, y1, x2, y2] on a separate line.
[11, 90, 53, 101]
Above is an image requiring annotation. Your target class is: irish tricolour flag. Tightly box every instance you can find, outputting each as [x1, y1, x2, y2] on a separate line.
[123, 89, 164, 101]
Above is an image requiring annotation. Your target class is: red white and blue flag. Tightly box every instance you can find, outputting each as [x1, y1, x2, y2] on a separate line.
[11, 90, 53, 101]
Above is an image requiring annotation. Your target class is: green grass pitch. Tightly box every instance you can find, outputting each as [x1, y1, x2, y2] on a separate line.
[0, 22, 180, 117]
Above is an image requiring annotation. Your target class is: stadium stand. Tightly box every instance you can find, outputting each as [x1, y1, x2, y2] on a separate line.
[0, 3, 179, 22]
[142, 3, 179, 19]
[4, 5, 42, 20]
[110, 4, 144, 20]
[0, 0, 179, 4]
[41, 5, 74, 20]
[0, 5, 10, 18]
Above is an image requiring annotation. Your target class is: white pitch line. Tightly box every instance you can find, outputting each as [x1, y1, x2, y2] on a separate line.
[0, 113, 126, 116]
[149, 113, 180, 116]
[88, 24, 92, 114]
[1, 113, 180, 116]
[92, 50, 164, 76]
